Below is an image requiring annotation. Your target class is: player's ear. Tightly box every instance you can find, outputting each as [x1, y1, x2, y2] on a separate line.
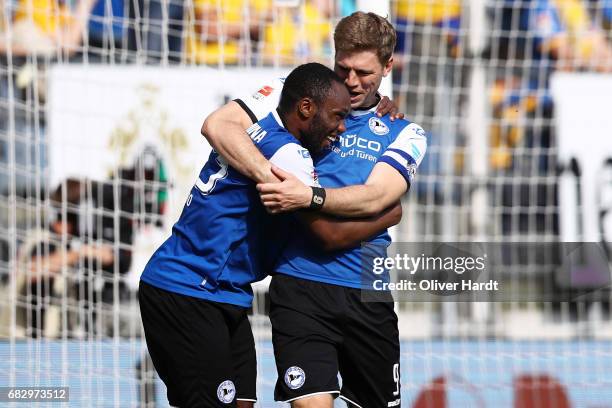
[298, 97, 316, 119]
[383, 57, 393, 77]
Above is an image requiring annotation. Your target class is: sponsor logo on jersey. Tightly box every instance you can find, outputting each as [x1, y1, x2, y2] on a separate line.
[284, 366, 306, 389]
[299, 149, 311, 158]
[368, 117, 390, 135]
[217, 380, 235, 404]
[339, 134, 382, 152]
[252, 85, 274, 100]
[332, 134, 380, 162]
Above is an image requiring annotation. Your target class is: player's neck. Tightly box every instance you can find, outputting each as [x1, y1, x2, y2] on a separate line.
[276, 108, 302, 142]
[354, 93, 381, 112]
[275, 108, 290, 128]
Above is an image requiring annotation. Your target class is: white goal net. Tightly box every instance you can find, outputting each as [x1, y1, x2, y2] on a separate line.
[1, 0, 612, 406]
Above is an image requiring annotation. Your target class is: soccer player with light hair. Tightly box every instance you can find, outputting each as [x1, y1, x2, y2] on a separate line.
[202, 12, 427, 408]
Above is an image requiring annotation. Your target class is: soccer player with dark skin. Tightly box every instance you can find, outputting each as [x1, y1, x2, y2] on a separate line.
[201, 12, 427, 408]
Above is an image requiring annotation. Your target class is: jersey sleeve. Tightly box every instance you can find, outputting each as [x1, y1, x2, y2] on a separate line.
[269, 143, 320, 187]
[234, 78, 285, 124]
[377, 122, 427, 185]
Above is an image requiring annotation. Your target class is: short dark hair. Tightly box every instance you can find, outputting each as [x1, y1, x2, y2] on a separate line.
[278, 63, 345, 115]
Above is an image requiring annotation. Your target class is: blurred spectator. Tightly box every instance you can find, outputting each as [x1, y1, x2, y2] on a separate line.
[488, 0, 612, 175]
[589, 0, 612, 59]
[391, 0, 465, 209]
[0, 0, 6, 41]
[594, 0, 612, 30]
[127, 0, 185, 63]
[6, 0, 97, 57]
[392, 0, 462, 118]
[86, 0, 128, 61]
[515, 0, 612, 72]
[9, 178, 114, 338]
[262, 0, 334, 65]
[486, 0, 612, 238]
[2, 145, 167, 338]
[393, 0, 461, 59]
[185, 0, 271, 65]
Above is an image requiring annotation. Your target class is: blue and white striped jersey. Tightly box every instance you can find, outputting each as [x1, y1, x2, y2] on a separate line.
[140, 111, 318, 307]
[238, 79, 427, 288]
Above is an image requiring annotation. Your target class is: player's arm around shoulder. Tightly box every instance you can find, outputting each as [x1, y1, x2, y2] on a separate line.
[201, 79, 286, 183]
[265, 144, 403, 251]
[257, 120, 428, 218]
[321, 120, 427, 217]
[267, 142, 318, 186]
[201, 101, 272, 184]
[299, 202, 403, 251]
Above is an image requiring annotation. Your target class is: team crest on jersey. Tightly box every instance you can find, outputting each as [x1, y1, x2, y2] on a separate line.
[284, 366, 306, 389]
[368, 117, 389, 135]
[217, 380, 236, 404]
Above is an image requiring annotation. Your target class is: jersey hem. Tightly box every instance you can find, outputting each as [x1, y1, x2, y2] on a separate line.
[140, 275, 252, 308]
[280, 390, 341, 403]
[274, 268, 365, 289]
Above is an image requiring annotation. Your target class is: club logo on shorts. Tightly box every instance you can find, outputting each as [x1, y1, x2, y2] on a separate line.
[369, 117, 390, 135]
[217, 380, 235, 404]
[284, 366, 306, 389]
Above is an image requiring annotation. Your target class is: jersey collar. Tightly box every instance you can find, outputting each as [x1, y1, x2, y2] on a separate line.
[349, 93, 381, 117]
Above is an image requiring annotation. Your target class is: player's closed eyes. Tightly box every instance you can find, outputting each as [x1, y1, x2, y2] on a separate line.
[337, 66, 371, 77]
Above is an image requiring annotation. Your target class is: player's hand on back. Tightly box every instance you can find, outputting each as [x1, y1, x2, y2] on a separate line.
[376, 96, 405, 121]
[257, 166, 312, 213]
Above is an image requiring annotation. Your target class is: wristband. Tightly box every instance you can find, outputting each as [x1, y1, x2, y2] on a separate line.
[309, 187, 326, 210]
